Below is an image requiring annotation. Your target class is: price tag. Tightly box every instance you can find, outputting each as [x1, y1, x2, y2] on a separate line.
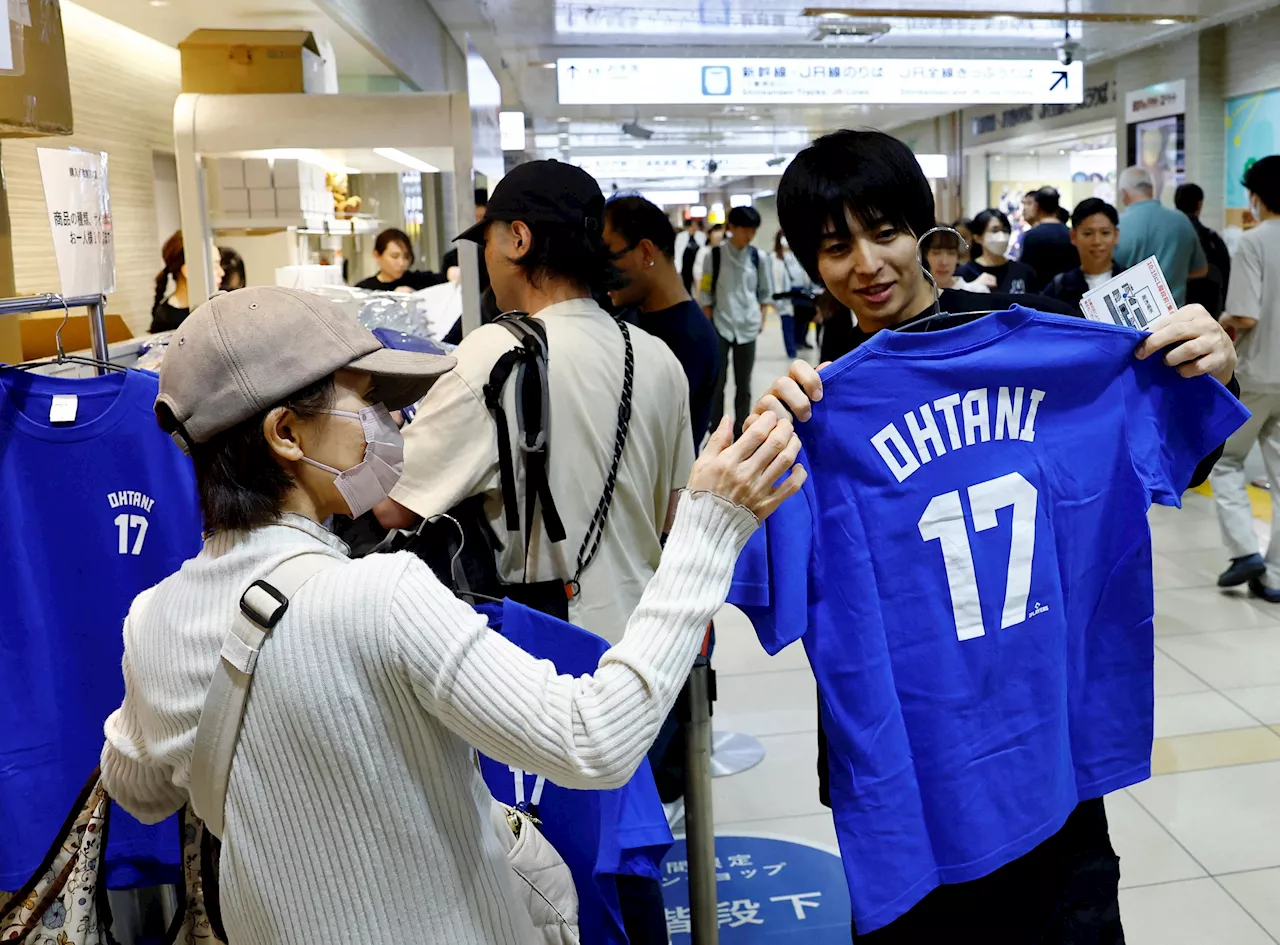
[49, 394, 78, 424]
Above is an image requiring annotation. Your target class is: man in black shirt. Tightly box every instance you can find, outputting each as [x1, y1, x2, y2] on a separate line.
[603, 195, 721, 451]
[1176, 182, 1233, 316]
[1020, 186, 1080, 290]
[748, 129, 1239, 942]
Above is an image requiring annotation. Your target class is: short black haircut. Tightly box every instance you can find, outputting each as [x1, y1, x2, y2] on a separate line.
[475, 187, 489, 208]
[178, 375, 336, 532]
[511, 216, 621, 292]
[604, 195, 678, 259]
[727, 205, 762, 229]
[1071, 197, 1119, 229]
[922, 229, 962, 253]
[1033, 186, 1061, 215]
[1174, 183, 1204, 215]
[709, 223, 725, 234]
[777, 129, 935, 283]
[969, 208, 1012, 253]
[1244, 156, 1280, 214]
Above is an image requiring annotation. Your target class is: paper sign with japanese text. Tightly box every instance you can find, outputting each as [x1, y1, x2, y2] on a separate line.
[37, 147, 116, 299]
[1079, 255, 1177, 331]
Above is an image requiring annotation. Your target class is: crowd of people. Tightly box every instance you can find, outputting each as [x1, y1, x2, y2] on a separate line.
[114, 129, 1273, 943]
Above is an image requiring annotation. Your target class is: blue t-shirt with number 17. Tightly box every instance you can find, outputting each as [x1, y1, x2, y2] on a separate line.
[728, 307, 1249, 933]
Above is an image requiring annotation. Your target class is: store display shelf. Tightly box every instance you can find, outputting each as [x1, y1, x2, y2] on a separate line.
[211, 213, 382, 236]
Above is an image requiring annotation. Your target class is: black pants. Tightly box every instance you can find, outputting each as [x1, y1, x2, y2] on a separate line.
[851, 798, 1124, 943]
[794, 301, 816, 348]
[713, 336, 757, 436]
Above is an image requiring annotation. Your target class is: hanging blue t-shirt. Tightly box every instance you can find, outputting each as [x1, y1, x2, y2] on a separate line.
[476, 599, 674, 944]
[728, 307, 1249, 933]
[0, 368, 202, 890]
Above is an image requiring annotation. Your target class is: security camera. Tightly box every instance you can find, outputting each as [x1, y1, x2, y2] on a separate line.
[707, 159, 719, 174]
[1055, 37, 1080, 66]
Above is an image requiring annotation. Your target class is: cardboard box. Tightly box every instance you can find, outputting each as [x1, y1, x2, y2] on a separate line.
[248, 188, 276, 218]
[274, 187, 301, 215]
[179, 29, 327, 95]
[272, 158, 300, 188]
[243, 158, 272, 189]
[213, 157, 245, 189]
[0, 0, 74, 137]
[218, 187, 250, 214]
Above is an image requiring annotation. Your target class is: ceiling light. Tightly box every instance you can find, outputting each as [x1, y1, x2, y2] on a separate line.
[817, 10, 853, 19]
[148, 0, 169, 6]
[373, 148, 440, 173]
[1059, 149, 1066, 154]
[541, 62, 558, 69]
[559, 132, 569, 139]
[992, 14, 1018, 22]
[557, 116, 570, 122]
[1153, 18, 1176, 25]
[652, 116, 668, 122]
[749, 115, 761, 121]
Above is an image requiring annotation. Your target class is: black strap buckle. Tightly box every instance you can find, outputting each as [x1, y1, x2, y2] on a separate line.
[240, 580, 290, 629]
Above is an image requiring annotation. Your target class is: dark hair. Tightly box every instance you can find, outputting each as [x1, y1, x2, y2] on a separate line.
[1174, 183, 1204, 215]
[511, 217, 621, 292]
[177, 376, 336, 532]
[727, 205, 762, 229]
[1244, 156, 1280, 214]
[777, 129, 935, 282]
[374, 228, 415, 266]
[922, 229, 962, 253]
[1055, 207, 1070, 223]
[1071, 197, 1119, 229]
[219, 247, 245, 291]
[709, 223, 725, 234]
[155, 230, 184, 310]
[604, 195, 678, 259]
[969, 208, 1012, 254]
[475, 188, 489, 208]
[1033, 186, 1061, 215]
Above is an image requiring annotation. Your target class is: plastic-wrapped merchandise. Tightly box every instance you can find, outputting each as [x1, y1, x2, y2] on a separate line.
[308, 284, 454, 346]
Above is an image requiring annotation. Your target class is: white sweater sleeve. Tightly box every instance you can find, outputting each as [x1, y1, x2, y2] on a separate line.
[386, 492, 757, 790]
[101, 590, 189, 824]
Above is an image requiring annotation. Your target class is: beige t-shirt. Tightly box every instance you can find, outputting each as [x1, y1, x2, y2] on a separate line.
[392, 298, 695, 643]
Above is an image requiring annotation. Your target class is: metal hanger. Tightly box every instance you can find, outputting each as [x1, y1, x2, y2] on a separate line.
[371, 512, 504, 605]
[13, 294, 125, 373]
[899, 227, 1006, 333]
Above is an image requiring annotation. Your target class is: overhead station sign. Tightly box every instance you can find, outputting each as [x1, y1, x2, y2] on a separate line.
[558, 57, 1084, 106]
[573, 152, 788, 180]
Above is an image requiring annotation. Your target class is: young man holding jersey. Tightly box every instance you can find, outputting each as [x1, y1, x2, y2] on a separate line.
[748, 129, 1239, 942]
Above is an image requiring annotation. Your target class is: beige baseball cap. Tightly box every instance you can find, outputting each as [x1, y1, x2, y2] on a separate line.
[155, 286, 455, 445]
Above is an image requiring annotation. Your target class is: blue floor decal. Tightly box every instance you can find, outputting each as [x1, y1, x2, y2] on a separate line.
[660, 834, 850, 941]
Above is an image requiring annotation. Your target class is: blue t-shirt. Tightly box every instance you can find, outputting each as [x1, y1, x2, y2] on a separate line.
[476, 600, 674, 944]
[0, 368, 203, 890]
[728, 307, 1248, 932]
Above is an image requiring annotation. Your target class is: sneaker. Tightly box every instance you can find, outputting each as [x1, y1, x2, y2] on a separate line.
[1249, 576, 1280, 603]
[1219, 554, 1266, 587]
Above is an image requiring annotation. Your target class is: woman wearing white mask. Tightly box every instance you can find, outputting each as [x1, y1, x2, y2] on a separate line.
[100, 286, 805, 945]
[957, 208, 1039, 294]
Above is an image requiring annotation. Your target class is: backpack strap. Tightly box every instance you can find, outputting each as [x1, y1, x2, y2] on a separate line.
[484, 316, 567, 562]
[189, 550, 342, 838]
[711, 244, 721, 297]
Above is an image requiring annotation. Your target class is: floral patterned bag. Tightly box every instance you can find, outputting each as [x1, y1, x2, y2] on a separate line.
[0, 768, 117, 945]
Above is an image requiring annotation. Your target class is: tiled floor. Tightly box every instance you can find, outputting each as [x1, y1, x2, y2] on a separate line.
[704, 317, 1280, 942]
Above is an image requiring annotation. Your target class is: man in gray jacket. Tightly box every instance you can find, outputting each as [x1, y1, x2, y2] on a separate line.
[697, 205, 775, 435]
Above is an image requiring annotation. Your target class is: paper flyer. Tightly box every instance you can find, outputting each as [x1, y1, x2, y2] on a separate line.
[1078, 255, 1178, 331]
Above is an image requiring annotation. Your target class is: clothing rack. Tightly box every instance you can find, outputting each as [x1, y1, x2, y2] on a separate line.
[0, 293, 110, 373]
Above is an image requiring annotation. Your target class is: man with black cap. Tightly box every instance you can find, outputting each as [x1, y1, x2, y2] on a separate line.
[377, 160, 695, 647]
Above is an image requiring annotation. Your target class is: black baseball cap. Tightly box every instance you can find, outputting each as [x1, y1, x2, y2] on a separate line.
[455, 160, 605, 244]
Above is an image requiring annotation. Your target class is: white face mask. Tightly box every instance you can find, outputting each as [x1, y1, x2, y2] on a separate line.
[984, 231, 1011, 257]
[299, 404, 404, 519]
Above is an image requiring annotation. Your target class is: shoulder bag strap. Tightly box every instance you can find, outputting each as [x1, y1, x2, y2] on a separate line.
[711, 245, 721, 297]
[189, 551, 342, 838]
[568, 317, 634, 598]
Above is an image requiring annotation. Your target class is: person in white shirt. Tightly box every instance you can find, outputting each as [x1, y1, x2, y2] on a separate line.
[377, 161, 695, 645]
[771, 231, 817, 358]
[101, 283, 804, 945]
[674, 216, 707, 288]
[1214, 155, 1280, 600]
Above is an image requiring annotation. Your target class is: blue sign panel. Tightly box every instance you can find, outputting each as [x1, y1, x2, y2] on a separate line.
[660, 834, 850, 941]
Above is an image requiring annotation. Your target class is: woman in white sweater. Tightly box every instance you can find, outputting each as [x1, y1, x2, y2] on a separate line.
[101, 286, 804, 945]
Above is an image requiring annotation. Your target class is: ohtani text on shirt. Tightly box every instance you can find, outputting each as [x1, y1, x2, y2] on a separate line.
[872, 386, 1046, 483]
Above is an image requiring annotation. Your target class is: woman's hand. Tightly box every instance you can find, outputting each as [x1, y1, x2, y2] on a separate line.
[749, 359, 829, 424]
[687, 414, 805, 521]
[1136, 303, 1237, 385]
